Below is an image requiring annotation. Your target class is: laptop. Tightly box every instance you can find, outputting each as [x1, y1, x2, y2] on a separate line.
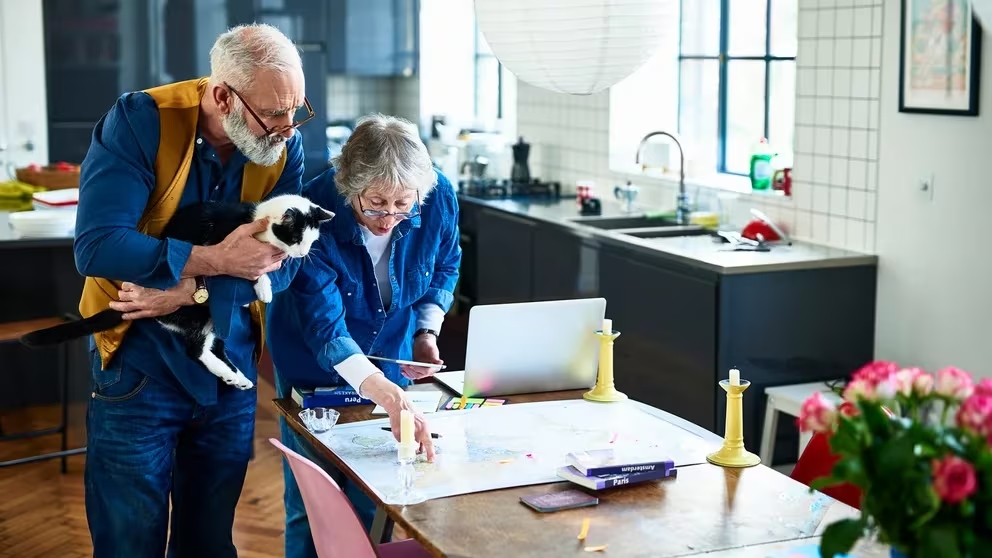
[434, 297, 607, 397]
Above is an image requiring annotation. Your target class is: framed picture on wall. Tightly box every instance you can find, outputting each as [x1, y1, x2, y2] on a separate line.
[899, 0, 982, 116]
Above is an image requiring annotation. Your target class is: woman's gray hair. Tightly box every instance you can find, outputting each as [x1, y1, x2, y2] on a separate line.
[332, 114, 438, 203]
[209, 23, 302, 91]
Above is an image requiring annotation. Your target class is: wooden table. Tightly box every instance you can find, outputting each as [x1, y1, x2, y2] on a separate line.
[274, 385, 888, 557]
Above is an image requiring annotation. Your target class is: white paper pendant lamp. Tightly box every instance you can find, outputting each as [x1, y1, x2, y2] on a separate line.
[474, 0, 671, 95]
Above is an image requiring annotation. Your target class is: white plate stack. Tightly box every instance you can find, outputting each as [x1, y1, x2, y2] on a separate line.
[33, 188, 79, 211]
[8, 209, 76, 238]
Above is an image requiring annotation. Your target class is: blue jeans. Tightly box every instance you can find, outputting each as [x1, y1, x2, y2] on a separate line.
[275, 369, 378, 558]
[84, 350, 256, 558]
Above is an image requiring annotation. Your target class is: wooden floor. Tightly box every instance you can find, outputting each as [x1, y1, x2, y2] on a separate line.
[0, 380, 288, 558]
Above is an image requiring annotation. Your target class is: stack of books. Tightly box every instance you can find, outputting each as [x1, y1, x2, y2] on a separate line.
[555, 448, 676, 490]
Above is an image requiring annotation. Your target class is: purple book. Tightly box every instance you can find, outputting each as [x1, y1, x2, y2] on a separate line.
[555, 464, 677, 490]
[566, 448, 674, 477]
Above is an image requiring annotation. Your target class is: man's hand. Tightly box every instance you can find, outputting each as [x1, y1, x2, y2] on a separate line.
[109, 278, 195, 320]
[401, 333, 443, 380]
[207, 219, 287, 280]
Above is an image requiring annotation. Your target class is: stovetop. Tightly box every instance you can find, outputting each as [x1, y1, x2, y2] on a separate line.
[457, 178, 562, 200]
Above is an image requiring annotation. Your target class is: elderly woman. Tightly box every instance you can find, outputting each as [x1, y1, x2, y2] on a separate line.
[266, 113, 461, 557]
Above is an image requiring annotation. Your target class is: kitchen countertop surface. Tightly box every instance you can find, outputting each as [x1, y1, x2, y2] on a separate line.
[457, 194, 878, 275]
[0, 210, 75, 249]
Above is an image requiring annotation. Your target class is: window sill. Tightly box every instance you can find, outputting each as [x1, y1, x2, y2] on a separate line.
[612, 163, 791, 202]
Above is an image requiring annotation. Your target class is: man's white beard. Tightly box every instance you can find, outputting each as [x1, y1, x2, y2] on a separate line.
[222, 107, 286, 167]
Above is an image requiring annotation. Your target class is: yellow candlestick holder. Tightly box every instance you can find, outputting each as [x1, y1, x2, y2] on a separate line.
[583, 329, 628, 403]
[706, 379, 761, 468]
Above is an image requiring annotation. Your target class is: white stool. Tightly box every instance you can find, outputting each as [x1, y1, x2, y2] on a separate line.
[760, 381, 844, 465]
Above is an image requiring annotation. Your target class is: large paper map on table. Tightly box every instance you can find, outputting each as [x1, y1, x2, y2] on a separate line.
[312, 399, 721, 504]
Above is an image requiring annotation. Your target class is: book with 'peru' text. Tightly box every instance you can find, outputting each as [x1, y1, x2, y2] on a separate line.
[291, 386, 372, 409]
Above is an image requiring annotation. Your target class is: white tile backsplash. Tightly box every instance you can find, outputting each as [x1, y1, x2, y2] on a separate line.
[511, 1, 882, 253]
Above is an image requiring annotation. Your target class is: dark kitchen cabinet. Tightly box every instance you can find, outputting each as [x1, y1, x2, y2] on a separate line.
[598, 248, 718, 431]
[475, 208, 534, 305]
[327, 0, 419, 77]
[532, 226, 597, 301]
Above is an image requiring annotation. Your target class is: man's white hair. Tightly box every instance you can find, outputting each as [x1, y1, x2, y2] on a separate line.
[209, 23, 302, 91]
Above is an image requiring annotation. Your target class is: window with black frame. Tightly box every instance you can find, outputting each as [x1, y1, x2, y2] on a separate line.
[678, 0, 797, 176]
[474, 26, 502, 125]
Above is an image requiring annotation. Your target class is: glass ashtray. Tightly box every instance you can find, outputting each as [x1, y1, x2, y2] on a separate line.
[299, 407, 340, 434]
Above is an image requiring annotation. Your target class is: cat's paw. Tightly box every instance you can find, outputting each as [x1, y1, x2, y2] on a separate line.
[254, 273, 272, 303]
[229, 372, 254, 390]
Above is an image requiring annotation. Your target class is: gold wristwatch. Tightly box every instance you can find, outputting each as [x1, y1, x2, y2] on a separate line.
[192, 276, 209, 304]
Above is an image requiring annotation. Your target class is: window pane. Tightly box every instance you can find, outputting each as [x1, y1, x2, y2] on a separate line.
[680, 0, 721, 57]
[476, 28, 493, 56]
[728, 0, 768, 56]
[768, 61, 796, 160]
[724, 60, 767, 175]
[679, 59, 720, 171]
[475, 56, 500, 124]
[770, 0, 798, 57]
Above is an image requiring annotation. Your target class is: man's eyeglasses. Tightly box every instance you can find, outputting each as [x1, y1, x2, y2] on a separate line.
[359, 192, 421, 220]
[225, 82, 315, 138]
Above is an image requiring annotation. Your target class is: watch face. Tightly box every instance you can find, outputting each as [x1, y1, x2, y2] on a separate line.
[193, 290, 209, 304]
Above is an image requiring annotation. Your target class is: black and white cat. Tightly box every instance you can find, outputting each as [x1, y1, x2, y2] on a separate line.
[20, 194, 334, 390]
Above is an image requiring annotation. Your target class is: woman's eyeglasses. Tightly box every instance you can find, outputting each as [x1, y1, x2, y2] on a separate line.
[359, 192, 421, 220]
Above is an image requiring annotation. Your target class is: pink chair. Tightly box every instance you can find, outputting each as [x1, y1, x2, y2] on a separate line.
[268, 438, 432, 558]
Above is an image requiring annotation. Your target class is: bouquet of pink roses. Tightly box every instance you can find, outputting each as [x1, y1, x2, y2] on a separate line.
[798, 361, 992, 558]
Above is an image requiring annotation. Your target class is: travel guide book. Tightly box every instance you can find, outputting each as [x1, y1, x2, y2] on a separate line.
[565, 448, 674, 476]
[291, 386, 372, 409]
[555, 464, 677, 491]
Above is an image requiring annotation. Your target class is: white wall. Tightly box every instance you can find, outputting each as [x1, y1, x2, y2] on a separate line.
[0, 0, 48, 173]
[874, 0, 992, 377]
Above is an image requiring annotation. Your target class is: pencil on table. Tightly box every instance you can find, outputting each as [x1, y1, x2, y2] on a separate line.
[577, 518, 590, 541]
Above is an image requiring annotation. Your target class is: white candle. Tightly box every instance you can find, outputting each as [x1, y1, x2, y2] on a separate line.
[400, 409, 414, 445]
[602, 318, 612, 334]
[729, 368, 740, 386]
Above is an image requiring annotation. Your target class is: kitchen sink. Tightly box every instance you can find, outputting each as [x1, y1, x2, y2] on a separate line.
[620, 226, 714, 239]
[567, 214, 679, 230]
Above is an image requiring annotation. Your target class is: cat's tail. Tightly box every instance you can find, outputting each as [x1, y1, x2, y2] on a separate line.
[20, 310, 125, 348]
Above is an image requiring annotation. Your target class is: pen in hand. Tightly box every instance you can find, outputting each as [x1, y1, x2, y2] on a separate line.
[381, 427, 441, 439]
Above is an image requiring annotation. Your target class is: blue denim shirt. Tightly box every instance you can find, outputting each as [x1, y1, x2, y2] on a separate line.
[266, 167, 461, 389]
[74, 91, 305, 405]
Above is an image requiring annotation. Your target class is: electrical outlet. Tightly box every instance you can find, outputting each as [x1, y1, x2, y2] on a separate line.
[918, 173, 935, 202]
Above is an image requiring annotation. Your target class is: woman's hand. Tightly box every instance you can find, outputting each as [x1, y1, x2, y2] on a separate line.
[109, 279, 196, 320]
[361, 373, 436, 461]
[386, 404, 436, 462]
[401, 333, 444, 380]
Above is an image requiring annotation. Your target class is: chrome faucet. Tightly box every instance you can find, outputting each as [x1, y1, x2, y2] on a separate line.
[635, 130, 691, 226]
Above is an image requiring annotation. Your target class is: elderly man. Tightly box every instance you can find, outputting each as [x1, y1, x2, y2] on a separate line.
[73, 24, 309, 557]
[267, 113, 461, 557]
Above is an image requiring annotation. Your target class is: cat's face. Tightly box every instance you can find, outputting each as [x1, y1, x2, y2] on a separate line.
[255, 195, 335, 258]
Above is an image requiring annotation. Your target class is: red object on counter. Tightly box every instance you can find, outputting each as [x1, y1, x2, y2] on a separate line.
[741, 219, 782, 242]
[773, 168, 792, 196]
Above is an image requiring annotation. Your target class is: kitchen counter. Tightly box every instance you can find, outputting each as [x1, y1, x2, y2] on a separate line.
[456, 195, 877, 274]
[0, 210, 75, 249]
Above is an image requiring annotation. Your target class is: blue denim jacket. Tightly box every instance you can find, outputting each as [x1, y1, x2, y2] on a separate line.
[266, 167, 461, 389]
[74, 91, 304, 405]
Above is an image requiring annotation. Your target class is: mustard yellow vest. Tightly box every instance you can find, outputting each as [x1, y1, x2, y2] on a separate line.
[79, 77, 287, 369]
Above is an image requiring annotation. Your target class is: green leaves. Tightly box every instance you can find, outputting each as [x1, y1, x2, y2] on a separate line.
[919, 524, 962, 558]
[819, 518, 865, 558]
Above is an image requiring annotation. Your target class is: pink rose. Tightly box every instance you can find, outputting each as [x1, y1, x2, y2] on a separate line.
[931, 455, 977, 504]
[975, 378, 992, 398]
[798, 392, 837, 433]
[935, 367, 974, 400]
[913, 371, 935, 396]
[956, 393, 992, 441]
[843, 361, 899, 402]
[892, 367, 934, 397]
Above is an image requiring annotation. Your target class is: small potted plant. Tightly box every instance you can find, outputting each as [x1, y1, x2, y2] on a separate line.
[798, 361, 992, 558]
